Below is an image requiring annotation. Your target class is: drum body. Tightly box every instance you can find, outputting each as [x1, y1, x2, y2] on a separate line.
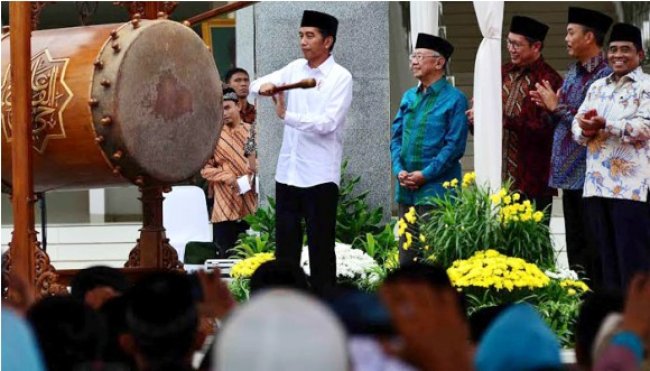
[1, 20, 222, 192]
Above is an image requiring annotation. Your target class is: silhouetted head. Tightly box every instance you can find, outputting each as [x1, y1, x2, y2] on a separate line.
[123, 271, 199, 371]
[249, 259, 310, 295]
[27, 295, 106, 371]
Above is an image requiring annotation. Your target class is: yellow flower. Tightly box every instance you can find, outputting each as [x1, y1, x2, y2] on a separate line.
[462, 172, 476, 186]
[419, 234, 426, 243]
[567, 288, 577, 296]
[503, 195, 512, 205]
[404, 207, 417, 224]
[450, 178, 459, 187]
[403, 232, 413, 250]
[512, 193, 521, 201]
[533, 211, 544, 223]
[230, 252, 275, 279]
[398, 218, 408, 236]
[446, 250, 550, 291]
[499, 188, 507, 197]
[443, 181, 451, 189]
[491, 194, 501, 205]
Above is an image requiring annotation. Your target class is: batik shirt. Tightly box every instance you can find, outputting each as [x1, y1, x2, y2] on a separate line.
[390, 78, 469, 205]
[550, 54, 612, 189]
[201, 123, 258, 223]
[241, 102, 257, 156]
[572, 66, 650, 202]
[502, 57, 563, 197]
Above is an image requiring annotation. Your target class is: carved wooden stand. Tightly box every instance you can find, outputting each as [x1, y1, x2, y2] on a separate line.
[5, 2, 65, 299]
[125, 186, 183, 270]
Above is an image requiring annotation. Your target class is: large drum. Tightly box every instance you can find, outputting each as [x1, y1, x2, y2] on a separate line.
[1, 19, 222, 192]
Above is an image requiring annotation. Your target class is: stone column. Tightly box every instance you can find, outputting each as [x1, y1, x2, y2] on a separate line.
[248, 2, 391, 219]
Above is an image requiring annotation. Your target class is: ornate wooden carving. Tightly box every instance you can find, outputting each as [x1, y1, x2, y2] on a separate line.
[125, 238, 183, 270]
[75, 2, 100, 26]
[33, 242, 67, 296]
[31, 2, 52, 30]
[4, 239, 66, 300]
[114, 2, 178, 19]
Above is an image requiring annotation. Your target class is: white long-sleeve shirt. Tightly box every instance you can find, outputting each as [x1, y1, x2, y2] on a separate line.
[250, 55, 353, 187]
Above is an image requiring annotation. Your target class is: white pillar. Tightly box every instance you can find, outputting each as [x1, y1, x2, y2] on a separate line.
[410, 1, 440, 47]
[88, 188, 105, 223]
[472, 1, 504, 191]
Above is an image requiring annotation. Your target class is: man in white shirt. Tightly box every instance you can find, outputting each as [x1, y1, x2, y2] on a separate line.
[249, 10, 353, 293]
[572, 23, 650, 290]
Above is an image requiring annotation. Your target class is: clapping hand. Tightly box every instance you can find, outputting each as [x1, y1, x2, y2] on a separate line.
[530, 80, 560, 111]
[577, 109, 604, 138]
[195, 269, 236, 320]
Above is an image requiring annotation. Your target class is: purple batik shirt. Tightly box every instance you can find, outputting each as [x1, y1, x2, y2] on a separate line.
[549, 54, 612, 190]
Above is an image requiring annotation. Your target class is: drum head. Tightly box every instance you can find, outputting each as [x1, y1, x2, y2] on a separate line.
[93, 20, 222, 184]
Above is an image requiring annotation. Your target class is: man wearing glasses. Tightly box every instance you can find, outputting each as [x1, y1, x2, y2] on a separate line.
[470, 16, 562, 226]
[571, 23, 650, 290]
[531, 7, 613, 290]
[390, 33, 468, 265]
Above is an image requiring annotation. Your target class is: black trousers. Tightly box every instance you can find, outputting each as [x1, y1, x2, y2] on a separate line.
[213, 220, 249, 258]
[275, 182, 339, 293]
[563, 189, 603, 290]
[398, 204, 434, 266]
[584, 196, 650, 291]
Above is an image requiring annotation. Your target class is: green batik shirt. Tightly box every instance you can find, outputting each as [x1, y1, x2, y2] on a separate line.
[390, 77, 469, 205]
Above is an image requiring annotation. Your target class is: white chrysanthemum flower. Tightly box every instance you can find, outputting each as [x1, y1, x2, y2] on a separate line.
[544, 268, 579, 281]
[300, 242, 378, 279]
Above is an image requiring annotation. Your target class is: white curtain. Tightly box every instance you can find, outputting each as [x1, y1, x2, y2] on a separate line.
[410, 1, 440, 45]
[472, 1, 503, 191]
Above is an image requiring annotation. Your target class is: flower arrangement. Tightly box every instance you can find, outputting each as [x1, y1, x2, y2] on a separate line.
[491, 191, 545, 224]
[300, 242, 379, 282]
[448, 250, 589, 347]
[400, 172, 555, 268]
[230, 252, 275, 279]
[447, 250, 550, 291]
[223, 168, 587, 347]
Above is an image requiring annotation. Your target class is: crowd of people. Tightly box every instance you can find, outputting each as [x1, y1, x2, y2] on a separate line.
[3, 262, 650, 370]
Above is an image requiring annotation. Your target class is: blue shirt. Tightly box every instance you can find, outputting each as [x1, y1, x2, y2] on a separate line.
[390, 78, 468, 205]
[2, 308, 46, 371]
[549, 54, 612, 189]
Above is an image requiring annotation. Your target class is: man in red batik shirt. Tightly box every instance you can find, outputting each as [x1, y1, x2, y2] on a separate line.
[470, 16, 563, 224]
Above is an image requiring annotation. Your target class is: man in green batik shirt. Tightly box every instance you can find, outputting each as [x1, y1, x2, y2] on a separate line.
[390, 33, 469, 265]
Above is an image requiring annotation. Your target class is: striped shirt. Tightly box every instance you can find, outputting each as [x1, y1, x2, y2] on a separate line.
[201, 122, 257, 223]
